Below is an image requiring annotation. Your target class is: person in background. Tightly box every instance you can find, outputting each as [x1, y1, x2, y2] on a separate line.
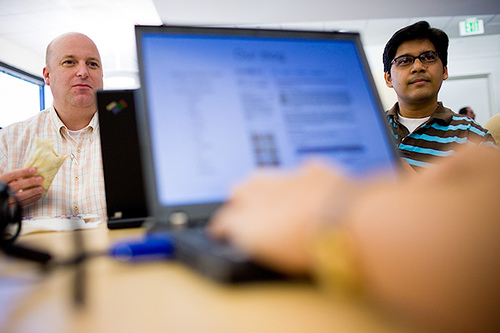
[458, 106, 476, 120]
[382, 21, 495, 171]
[208, 144, 500, 333]
[0, 32, 106, 219]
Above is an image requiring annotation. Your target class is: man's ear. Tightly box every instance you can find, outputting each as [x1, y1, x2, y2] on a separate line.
[42, 67, 50, 86]
[384, 71, 393, 88]
[442, 66, 448, 81]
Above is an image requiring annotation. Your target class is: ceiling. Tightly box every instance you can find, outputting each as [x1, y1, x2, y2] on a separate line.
[0, 0, 162, 82]
[0, 0, 499, 87]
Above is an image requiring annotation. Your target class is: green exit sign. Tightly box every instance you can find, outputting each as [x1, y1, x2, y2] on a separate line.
[459, 18, 485, 36]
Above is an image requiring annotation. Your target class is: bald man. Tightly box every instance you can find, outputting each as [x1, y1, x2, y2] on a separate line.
[0, 32, 106, 219]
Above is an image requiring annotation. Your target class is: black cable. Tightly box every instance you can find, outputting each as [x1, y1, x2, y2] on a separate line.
[0, 181, 53, 265]
[1, 243, 52, 264]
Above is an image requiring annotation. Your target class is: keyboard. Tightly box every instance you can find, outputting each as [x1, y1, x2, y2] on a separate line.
[158, 227, 284, 283]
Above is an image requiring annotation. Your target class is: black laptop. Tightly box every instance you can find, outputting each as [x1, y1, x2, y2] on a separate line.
[134, 25, 400, 282]
[97, 89, 150, 229]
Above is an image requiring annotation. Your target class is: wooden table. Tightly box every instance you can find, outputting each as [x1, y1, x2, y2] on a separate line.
[1, 224, 421, 333]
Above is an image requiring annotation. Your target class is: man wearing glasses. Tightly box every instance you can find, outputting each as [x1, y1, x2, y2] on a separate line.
[383, 21, 496, 171]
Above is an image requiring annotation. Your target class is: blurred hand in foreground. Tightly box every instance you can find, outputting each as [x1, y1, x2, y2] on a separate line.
[208, 161, 366, 275]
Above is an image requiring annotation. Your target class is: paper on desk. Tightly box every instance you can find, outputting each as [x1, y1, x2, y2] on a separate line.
[7, 214, 102, 236]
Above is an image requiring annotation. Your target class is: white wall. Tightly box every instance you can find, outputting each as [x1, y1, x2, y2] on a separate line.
[0, 36, 44, 77]
[446, 34, 500, 124]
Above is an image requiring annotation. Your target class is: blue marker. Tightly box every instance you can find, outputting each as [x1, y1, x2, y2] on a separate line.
[109, 232, 174, 262]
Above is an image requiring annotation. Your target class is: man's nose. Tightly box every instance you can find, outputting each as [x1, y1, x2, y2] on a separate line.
[76, 62, 89, 78]
[410, 58, 426, 72]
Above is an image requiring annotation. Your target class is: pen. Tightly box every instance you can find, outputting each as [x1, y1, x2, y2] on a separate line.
[109, 232, 175, 262]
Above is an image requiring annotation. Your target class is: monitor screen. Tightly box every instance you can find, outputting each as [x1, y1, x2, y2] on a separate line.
[135, 26, 398, 211]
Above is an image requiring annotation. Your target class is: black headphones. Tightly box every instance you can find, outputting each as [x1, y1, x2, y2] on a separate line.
[0, 181, 52, 264]
[0, 181, 22, 244]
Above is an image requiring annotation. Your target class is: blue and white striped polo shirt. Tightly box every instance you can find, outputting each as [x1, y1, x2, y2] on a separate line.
[386, 102, 497, 171]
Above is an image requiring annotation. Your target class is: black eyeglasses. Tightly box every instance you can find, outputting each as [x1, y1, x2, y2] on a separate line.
[391, 50, 439, 67]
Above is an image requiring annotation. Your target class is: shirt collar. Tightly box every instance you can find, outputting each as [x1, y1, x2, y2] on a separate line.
[49, 106, 99, 137]
[431, 102, 455, 124]
[386, 102, 454, 125]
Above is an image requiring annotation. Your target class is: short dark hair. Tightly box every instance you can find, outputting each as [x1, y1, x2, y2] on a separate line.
[459, 107, 470, 115]
[383, 21, 449, 73]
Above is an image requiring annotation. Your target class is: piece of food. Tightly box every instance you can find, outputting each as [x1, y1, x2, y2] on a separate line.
[24, 136, 69, 198]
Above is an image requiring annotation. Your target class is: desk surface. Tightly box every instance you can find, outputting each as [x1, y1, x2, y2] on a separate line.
[1, 224, 421, 333]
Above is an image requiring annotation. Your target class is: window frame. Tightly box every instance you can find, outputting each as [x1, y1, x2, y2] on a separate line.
[0, 61, 46, 111]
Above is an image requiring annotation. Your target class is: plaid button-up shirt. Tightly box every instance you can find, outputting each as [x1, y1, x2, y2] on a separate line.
[0, 107, 106, 219]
